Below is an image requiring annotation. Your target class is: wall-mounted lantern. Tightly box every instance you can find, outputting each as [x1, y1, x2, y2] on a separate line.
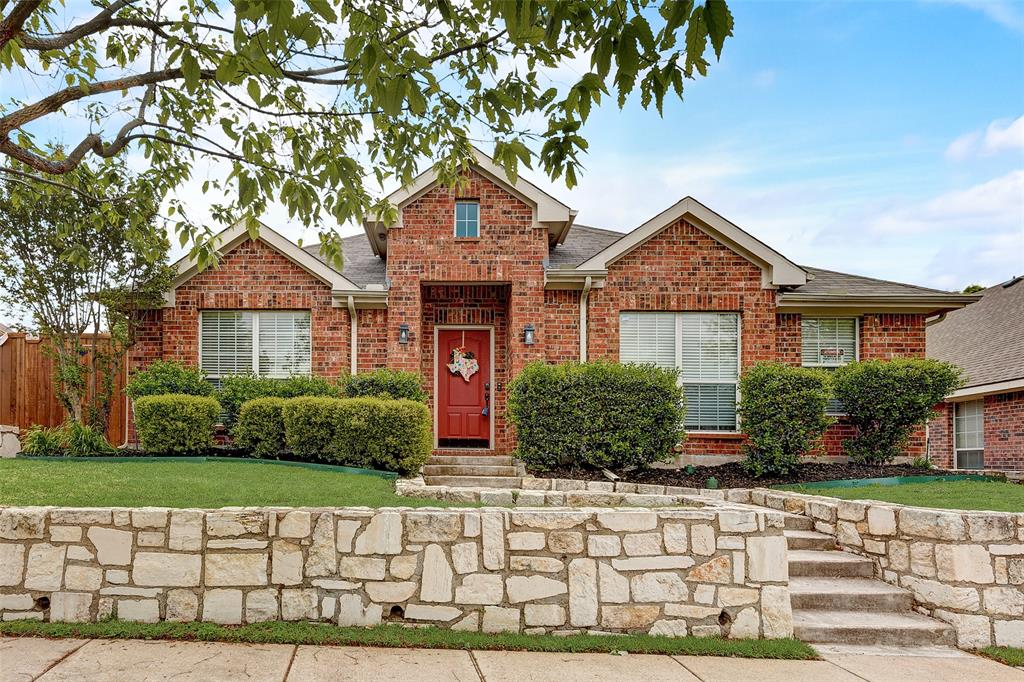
[523, 324, 536, 345]
[398, 323, 410, 345]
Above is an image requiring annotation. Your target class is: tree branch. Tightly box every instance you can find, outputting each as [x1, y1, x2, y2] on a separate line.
[15, 0, 135, 50]
[0, 0, 41, 51]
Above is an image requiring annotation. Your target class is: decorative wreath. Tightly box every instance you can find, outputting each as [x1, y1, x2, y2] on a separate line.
[447, 345, 480, 381]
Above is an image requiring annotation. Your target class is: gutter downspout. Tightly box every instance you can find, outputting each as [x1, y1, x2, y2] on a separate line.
[347, 295, 358, 375]
[580, 276, 592, 362]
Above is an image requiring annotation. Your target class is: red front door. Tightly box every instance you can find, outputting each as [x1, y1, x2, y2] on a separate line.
[438, 329, 490, 445]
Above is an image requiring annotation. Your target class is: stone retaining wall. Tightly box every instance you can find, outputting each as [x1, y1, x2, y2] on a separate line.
[0, 505, 792, 639]
[740, 488, 1024, 649]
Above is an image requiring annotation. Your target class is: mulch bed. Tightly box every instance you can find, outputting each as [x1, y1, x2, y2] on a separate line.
[530, 461, 952, 489]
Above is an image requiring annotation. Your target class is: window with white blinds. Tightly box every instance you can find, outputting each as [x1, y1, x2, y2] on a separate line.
[954, 399, 984, 470]
[200, 310, 311, 380]
[801, 317, 858, 415]
[620, 312, 740, 431]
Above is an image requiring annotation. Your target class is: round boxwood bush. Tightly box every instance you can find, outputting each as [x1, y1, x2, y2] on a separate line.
[219, 374, 339, 428]
[341, 369, 427, 402]
[738, 362, 833, 477]
[125, 360, 214, 399]
[507, 361, 685, 471]
[133, 394, 221, 455]
[233, 397, 288, 459]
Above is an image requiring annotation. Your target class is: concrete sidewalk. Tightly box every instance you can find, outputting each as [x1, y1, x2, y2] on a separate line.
[2, 637, 1022, 682]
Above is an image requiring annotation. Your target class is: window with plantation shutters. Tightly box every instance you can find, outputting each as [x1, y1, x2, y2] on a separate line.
[200, 310, 311, 383]
[619, 312, 740, 432]
[954, 400, 984, 470]
[801, 317, 858, 414]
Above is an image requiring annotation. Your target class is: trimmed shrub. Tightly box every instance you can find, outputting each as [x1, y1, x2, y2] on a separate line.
[133, 394, 221, 455]
[218, 374, 339, 428]
[282, 396, 341, 461]
[507, 361, 685, 471]
[281, 396, 432, 474]
[233, 397, 288, 459]
[125, 360, 214, 399]
[832, 358, 963, 465]
[342, 369, 427, 402]
[21, 422, 116, 456]
[738, 363, 833, 477]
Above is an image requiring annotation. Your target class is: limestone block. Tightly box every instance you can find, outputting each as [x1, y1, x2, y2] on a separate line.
[420, 544, 453, 602]
[691, 525, 715, 556]
[50, 526, 82, 543]
[598, 563, 629, 603]
[718, 511, 758, 533]
[482, 605, 520, 633]
[747, 535, 788, 582]
[687, 555, 732, 584]
[278, 511, 311, 538]
[588, 535, 621, 557]
[137, 532, 165, 548]
[569, 558, 598, 627]
[404, 603, 462, 621]
[565, 492, 623, 507]
[338, 557, 386, 580]
[51, 509, 112, 525]
[692, 624, 723, 638]
[837, 500, 868, 522]
[354, 512, 402, 555]
[272, 540, 304, 585]
[507, 532, 545, 551]
[0, 594, 33, 610]
[101, 586, 160, 597]
[935, 544, 995, 584]
[167, 589, 199, 622]
[0, 544, 25, 586]
[312, 579, 360, 590]
[390, 554, 419, 580]
[208, 540, 269, 550]
[64, 565, 102, 591]
[204, 553, 267, 586]
[728, 607, 760, 639]
[761, 585, 793, 638]
[525, 604, 566, 627]
[337, 593, 382, 626]
[663, 524, 687, 554]
[206, 511, 266, 537]
[548, 531, 584, 555]
[991, 544, 1024, 555]
[25, 543, 66, 591]
[717, 587, 759, 606]
[203, 589, 243, 625]
[983, 586, 1024, 616]
[366, 581, 417, 603]
[464, 513, 481, 537]
[995, 619, 1024, 647]
[631, 572, 688, 602]
[622, 533, 662, 557]
[694, 584, 716, 604]
[131, 509, 168, 529]
[306, 513, 336, 577]
[649, 620, 689, 637]
[118, 598, 160, 623]
[509, 556, 563, 573]
[515, 491, 547, 506]
[452, 611, 480, 631]
[281, 588, 318, 620]
[168, 510, 204, 551]
[889, 540, 909, 571]
[866, 506, 897, 536]
[611, 556, 695, 571]
[106, 569, 128, 584]
[910, 542, 936, 577]
[934, 610, 992, 648]
[67, 546, 93, 562]
[449, 542, 478, 575]
[1, 612, 43, 622]
[902, 577, 980, 610]
[479, 490, 514, 506]
[862, 539, 886, 555]
[966, 514, 1016, 542]
[506, 575, 567, 603]
[336, 519, 362, 552]
[899, 508, 966, 541]
[807, 500, 837, 523]
[596, 512, 656, 532]
[511, 511, 590, 530]
[664, 604, 720, 619]
[455, 574, 504, 604]
[321, 597, 336, 620]
[50, 592, 92, 622]
[405, 512, 462, 542]
[600, 605, 660, 630]
[481, 512, 505, 570]
[586, 481, 615, 492]
[87, 527, 132, 565]
[836, 521, 863, 548]
[716, 536, 744, 551]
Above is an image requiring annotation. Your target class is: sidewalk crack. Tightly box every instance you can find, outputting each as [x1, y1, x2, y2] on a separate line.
[31, 637, 91, 681]
[468, 649, 486, 682]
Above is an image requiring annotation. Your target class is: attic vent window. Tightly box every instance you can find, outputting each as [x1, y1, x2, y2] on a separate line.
[455, 200, 480, 238]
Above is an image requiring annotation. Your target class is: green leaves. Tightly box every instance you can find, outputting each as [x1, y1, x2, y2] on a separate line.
[703, 0, 734, 59]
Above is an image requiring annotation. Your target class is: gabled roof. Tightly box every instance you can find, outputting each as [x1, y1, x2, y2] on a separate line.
[928, 276, 1024, 396]
[303, 234, 387, 288]
[777, 266, 979, 313]
[163, 219, 370, 307]
[362, 146, 576, 256]
[575, 196, 808, 287]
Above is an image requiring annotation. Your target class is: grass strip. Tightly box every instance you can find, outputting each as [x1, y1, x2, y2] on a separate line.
[781, 480, 1024, 512]
[0, 620, 817, 660]
[981, 646, 1024, 667]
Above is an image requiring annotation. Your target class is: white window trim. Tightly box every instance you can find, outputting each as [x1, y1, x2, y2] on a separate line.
[198, 310, 312, 380]
[952, 399, 985, 471]
[801, 316, 860, 368]
[454, 200, 480, 238]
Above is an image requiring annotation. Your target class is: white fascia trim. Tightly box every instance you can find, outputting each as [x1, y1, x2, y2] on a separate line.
[777, 294, 979, 314]
[946, 377, 1024, 401]
[575, 196, 807, 288]
[162, 219, 360, 306]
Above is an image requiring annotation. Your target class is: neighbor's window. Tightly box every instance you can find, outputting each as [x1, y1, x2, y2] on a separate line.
[802, 317, 857, 414]
[200, 311, 311, 385]
[455, 200, 480, 238]
[620, 312, 740, 431]
[954, 399, 984, 470]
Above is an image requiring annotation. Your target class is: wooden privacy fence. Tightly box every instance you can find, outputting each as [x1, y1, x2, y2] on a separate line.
[0, 332, 129, 444]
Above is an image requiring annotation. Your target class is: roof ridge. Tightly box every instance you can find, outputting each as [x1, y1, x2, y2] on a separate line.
[802, 265, 955, 295]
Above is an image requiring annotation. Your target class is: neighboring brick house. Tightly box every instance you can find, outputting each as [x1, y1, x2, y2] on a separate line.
[132, 148, 975, 462]
[927, 276, 1024, 471]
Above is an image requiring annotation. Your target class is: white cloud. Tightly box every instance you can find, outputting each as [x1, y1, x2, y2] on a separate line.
[924, 0, 1024, 32]
[946, 115, 1024, 160]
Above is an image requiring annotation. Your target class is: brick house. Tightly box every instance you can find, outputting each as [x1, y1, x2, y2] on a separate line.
[132, 148, 975, 462]
[927, 276, 1024, 471]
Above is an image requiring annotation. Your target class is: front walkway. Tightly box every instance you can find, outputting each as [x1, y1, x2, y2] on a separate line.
[3, 637, 1021, 682]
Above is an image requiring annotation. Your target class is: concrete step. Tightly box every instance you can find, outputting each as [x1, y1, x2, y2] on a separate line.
[788, 550, 875, 578]
[780, 513, 815, 531]
[423, 475, 523, 489]
[793, 608, 955, 646]
[422, 465, 518, 477]
[428, 455, 514, 466]
[784, 529, 837, 551]
[789, 577, 914, 611]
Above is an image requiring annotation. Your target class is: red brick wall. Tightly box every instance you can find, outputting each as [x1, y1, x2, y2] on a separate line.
[928, 402, 954, 468]
[544, 290, 581, 364]
[776, 313, 802, 365]
[356, 309, 389, 373]
[930, 393, 1024, 471]
[586, 217, 776, 456]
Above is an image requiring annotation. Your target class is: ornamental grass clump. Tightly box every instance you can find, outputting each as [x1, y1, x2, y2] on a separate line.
[737, 363, 833, 477]
[832, 358, 963, 465]
[507, 361, 685, 472]
[20, 421, 116, 456]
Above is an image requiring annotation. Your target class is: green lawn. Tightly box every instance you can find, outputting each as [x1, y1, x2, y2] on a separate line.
[0, 620, 817, 659]
[0, 459, 464, 509]
[784, 480, 1024, 512]
[982, 646, 1024, 667]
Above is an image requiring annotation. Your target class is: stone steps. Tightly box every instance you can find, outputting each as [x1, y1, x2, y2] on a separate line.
[780, 513, 815, 531]
[789, 577, 914, 611]
[428, 455, 514, 466]
[788, 550, 875, 578]
[422, 465, 519, 477]
[783, 529, 836, 551]
[792, 609, 956, 646]
[422, 475, 524, 489]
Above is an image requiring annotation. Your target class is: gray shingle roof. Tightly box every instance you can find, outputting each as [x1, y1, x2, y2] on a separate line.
[790, 267, 960, 297]
[927, 276, 1024, 388]
[547, 224, 625, 268]
[303, 234, 387, 287]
